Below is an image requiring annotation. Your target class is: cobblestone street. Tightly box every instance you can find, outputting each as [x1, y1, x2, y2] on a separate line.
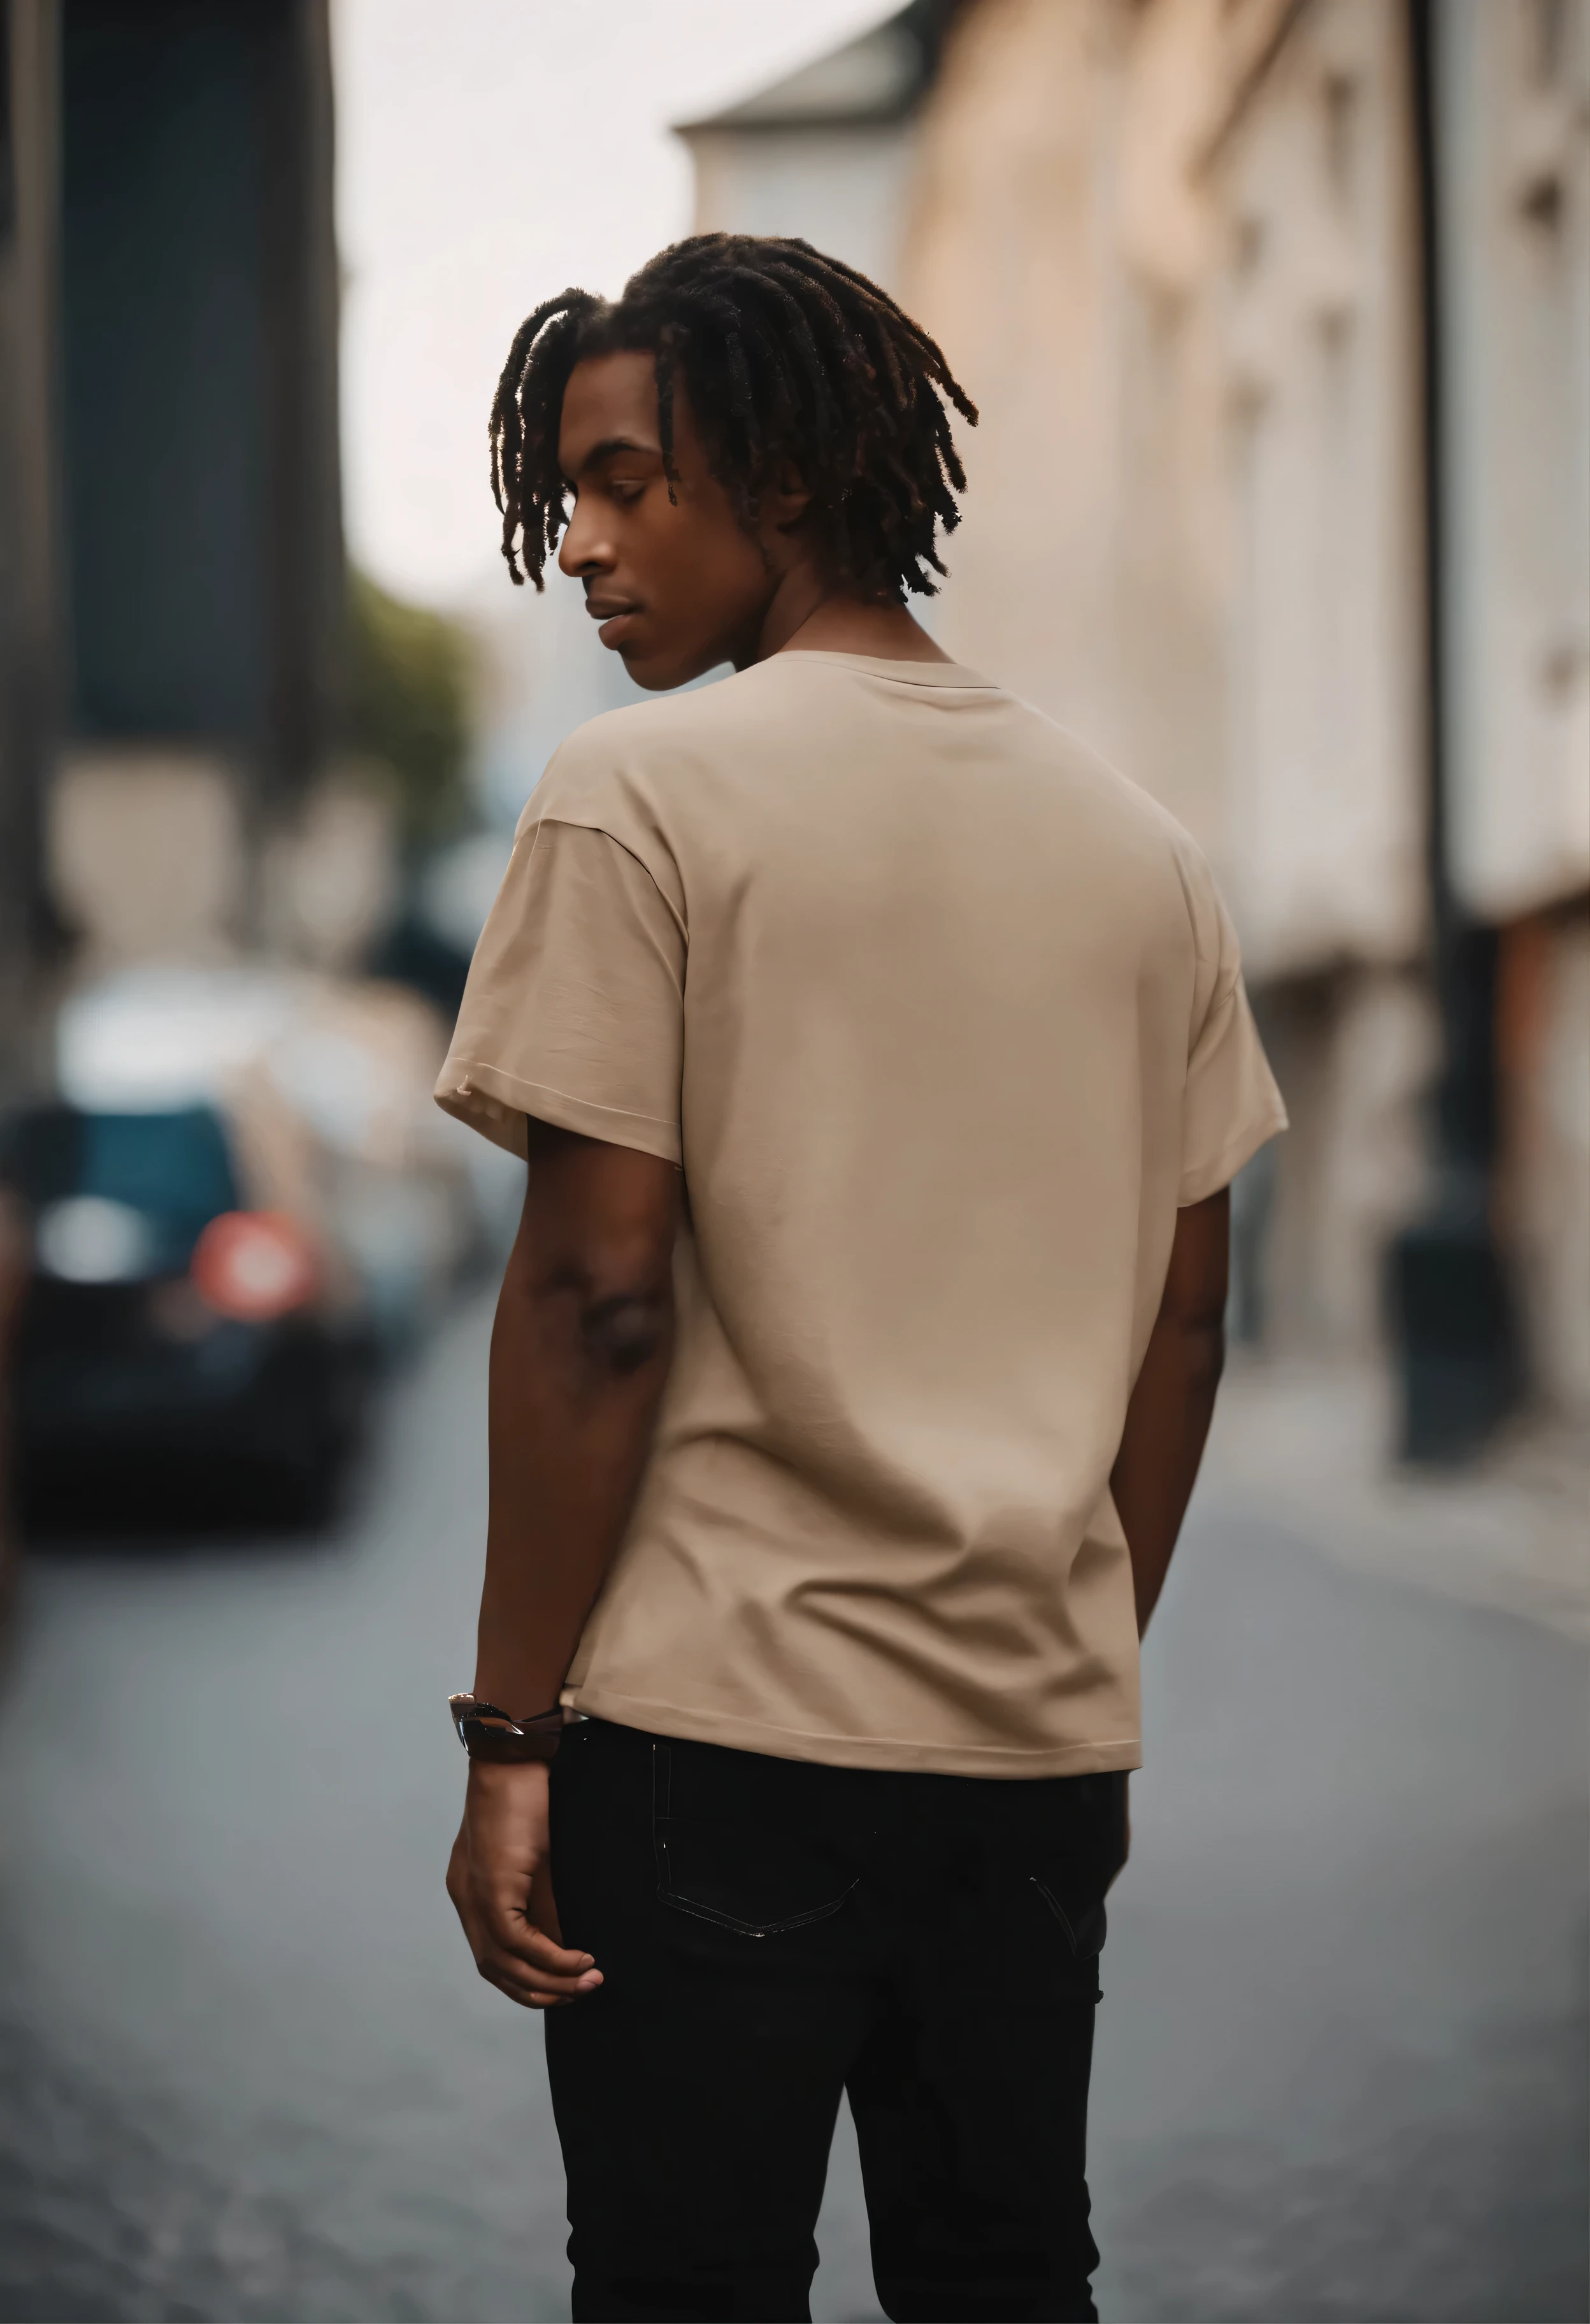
[0, 1289, 1584, 2322]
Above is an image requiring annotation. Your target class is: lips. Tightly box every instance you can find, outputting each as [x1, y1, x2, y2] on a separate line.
[584, 594, 641, 650]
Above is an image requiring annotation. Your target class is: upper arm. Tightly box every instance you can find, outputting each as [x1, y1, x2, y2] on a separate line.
[1175, 849, 1288, 1209]
[436, 819, 685, 1166]
[511, 1117, 680, 1302]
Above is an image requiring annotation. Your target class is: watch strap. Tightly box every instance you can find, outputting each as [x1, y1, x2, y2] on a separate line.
[448, 1692, 564, 1763]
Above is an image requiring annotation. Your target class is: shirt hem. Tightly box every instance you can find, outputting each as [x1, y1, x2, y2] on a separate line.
[434, 1058, 682, 1166]
[559, 1682, 1143, 1778]
[1178, 1102, 1289, 1207]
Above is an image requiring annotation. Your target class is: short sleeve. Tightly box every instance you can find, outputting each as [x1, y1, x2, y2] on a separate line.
[1178, 884, 1288, 1207]
[434, 818, 684, 1165]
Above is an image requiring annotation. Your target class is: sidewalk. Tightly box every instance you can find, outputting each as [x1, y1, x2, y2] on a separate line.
[1202, 1353, 1590, 1647]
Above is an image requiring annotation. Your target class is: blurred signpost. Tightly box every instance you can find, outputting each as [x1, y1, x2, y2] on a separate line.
[1386, 0, 1516, 1464]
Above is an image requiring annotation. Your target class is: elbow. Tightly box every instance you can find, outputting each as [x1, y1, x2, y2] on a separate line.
[1187, 1317, 1226, 1396]
[499, 1130, 680, 1390]
[579, 1281, 673, 1377]
[503, 1228, 674, 1382]
[574, 1223, 675, 1375]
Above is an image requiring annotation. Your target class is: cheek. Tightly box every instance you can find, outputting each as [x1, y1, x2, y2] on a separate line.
[678, 525, 762, 618]
[647, 502, 765, 612]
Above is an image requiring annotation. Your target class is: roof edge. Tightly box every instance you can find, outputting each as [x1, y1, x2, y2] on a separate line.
[673, 0, 962, 137]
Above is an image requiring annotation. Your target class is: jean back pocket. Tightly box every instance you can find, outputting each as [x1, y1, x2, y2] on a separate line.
[652, 1741, 858, 1939]
[1026, 1770, 1129, 1960]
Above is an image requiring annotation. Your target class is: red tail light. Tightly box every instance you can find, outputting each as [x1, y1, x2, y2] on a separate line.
[191, 1211, 318, 1323]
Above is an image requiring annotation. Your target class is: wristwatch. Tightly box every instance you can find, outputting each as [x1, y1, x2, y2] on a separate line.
[448, 1691, 564, 1763]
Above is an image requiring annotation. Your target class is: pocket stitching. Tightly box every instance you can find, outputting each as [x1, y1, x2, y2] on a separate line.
[655, 1860, 859, 1940]
[652, 1740, 857, 1940]
[1030, 1873, 1081, 1953]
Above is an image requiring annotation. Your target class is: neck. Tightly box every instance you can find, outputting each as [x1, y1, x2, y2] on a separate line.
[745, 564, 951, 668]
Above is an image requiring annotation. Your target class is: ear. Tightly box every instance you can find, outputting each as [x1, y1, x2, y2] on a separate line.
[764, 458, 813, 532]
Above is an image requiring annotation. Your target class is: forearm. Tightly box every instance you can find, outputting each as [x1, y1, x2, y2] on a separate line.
[1110, 1311, 1224, 1635]
[474, 1141, 677, 1715]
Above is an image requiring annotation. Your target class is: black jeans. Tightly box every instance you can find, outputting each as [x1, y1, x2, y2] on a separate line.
[545, 1718, 1128, 2324]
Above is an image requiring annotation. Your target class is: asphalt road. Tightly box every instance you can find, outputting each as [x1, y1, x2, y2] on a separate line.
[0, 1289, 1584, 2323]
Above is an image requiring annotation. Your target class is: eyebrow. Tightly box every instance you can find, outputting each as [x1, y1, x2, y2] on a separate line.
[561, 433, 660, 484]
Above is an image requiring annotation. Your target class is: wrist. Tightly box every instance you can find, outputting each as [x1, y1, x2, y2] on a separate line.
[465, 1754, 548, 1790]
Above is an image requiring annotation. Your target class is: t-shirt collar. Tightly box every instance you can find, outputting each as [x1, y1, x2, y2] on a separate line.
[771, 650, 998, 689]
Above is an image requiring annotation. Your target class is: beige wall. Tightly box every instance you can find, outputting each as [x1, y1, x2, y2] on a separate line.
[1214, 0, 1427, 978]
[897, 0, 1436, 1354]
[48, 751, 249, 974]
[1437, 0, 1590, 924]
[1500, 909, 1590, 1416]
[1257, 966, 1436, 1352]
[903, 0, 1425, 982]
[903, 0, 1240, 859]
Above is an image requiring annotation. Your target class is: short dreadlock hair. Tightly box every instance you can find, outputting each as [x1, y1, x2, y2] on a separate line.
[489, 234, 978, 601]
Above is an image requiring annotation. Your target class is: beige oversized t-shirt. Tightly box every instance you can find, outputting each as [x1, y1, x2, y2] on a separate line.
[437, 652, 1286, 1777]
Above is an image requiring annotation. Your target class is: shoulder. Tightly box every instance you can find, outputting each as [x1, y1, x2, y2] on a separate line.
[1019, 707, 1210, 857]
[519, 670, 765, 833]
[1011, 707, 1235, 962]
[1014, 707, 1168, 829]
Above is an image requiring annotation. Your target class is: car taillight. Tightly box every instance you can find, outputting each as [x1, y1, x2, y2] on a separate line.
[190, 1211, 318, 1323]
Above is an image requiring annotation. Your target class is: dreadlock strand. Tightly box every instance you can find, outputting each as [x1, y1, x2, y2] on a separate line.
[779, 238, 979, 427]
[654, 324, 682, 505]
[489, 290, 601, 586]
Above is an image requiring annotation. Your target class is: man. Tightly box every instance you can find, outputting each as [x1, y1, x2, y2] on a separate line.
[436, 234, 1286, 2324]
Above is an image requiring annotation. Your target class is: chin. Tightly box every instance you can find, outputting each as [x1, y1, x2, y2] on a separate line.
[621, 646, 705, 694]
[621, 658, 681, 693]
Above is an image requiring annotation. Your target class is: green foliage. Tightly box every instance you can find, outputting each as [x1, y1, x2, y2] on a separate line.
[345, 570, 473, 848]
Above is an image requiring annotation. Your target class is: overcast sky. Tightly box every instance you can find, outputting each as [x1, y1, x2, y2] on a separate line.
[332, 0, 899, 608]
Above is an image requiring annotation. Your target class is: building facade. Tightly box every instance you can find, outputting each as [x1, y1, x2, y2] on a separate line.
[0, 0, 342, 1067]
[686, 0, 1590, 1434]
[1435, 0, 1590, 1419]
[674, 2, 959, 293]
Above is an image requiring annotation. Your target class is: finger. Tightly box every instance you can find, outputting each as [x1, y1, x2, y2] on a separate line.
[494, 1976, 586, 2012]
[481, 1967, 601, 2011]
[491, 1944, 602, 1995]
[487, 1979, 579, 2012]
[475, 1921, 601, 1991]
[478, 1963, 554, 2011]
[480, 1905, 596, 1979]
[451, 1884, 600, 1999]
[477, 1947, 604, 2006]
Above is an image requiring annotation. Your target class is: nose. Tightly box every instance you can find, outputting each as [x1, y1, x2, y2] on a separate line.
[558, 491, 614, 580]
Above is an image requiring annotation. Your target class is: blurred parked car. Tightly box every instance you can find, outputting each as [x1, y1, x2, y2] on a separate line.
[2, 964, 520, 1527]
[6, 1097, 364, 1524]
